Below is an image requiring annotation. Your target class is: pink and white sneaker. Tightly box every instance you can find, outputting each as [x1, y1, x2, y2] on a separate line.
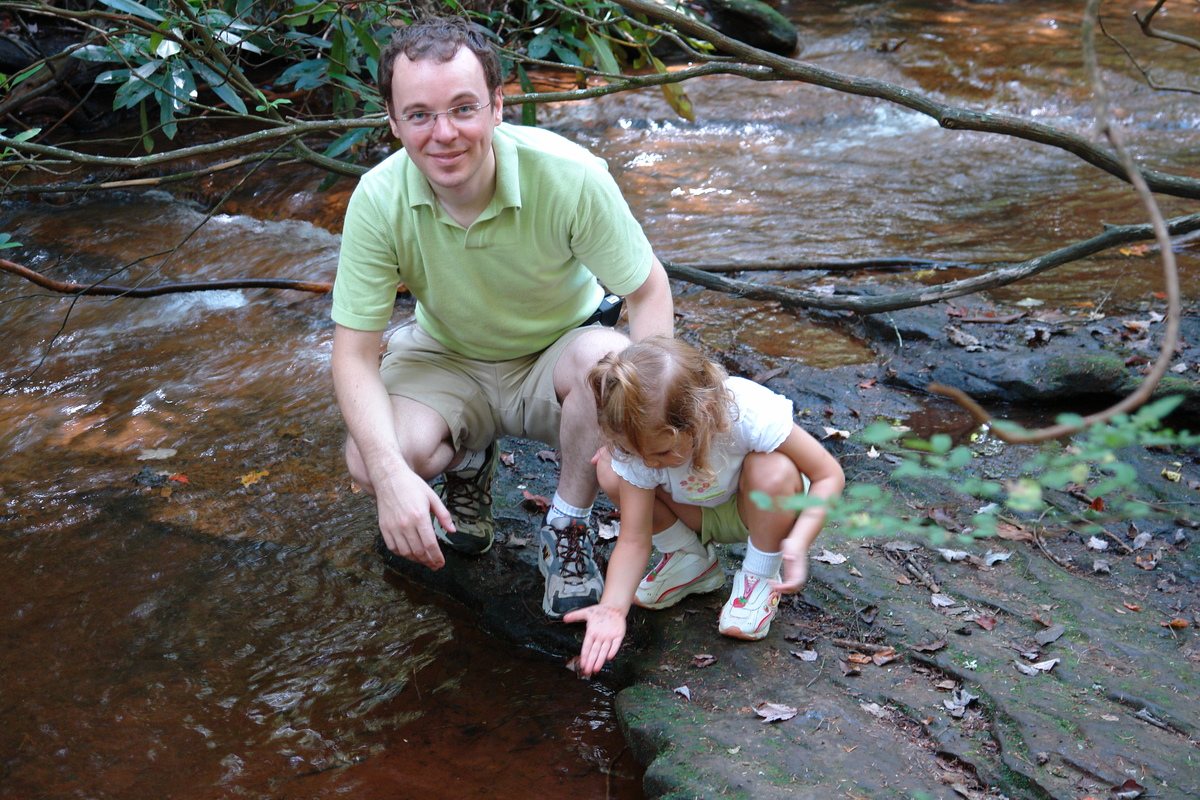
[718, 569, 781, 640]
[633, 543, 725, 610]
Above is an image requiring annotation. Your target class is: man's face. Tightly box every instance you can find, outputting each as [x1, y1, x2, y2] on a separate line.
[387, 46, 504, 204]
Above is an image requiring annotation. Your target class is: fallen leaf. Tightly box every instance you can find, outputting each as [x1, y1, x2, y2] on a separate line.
[168, 474, 188, 483]
[813, 549, 847, 564]
[791, 649, 819, 662]
[872, 647, 899, 666]
[935, 680, 957, 691]
[1163, 469, 1182, 482]
[938, 549, 970, 562]
[674, 684, 691, 700]
[536, 449, 560, 466]
[752, 366, 786, 383]
[849, 566, 863, 577]
[943, 688, 978, 714]
[857, 605, 878, 624]
[931, 594, 957, 608]
[240, 469, 269, 487]
[822, 426, 850, 440]
[597, 520, 619, 540]
[1013, 657, 1059, 676]
[520, 491, 551, 512]
[838, 660, 861, 676]
[972, 615, 996, 631]
[1123, 602, 1141, 612]
[1110, 778, 1146, 799]
[1034, 623, 1066, 645]
[755, 702, 797, 722]
[137, 448, 177, 461]
[692, 654, 716, 668]
[1087, 536, 1108, 551]
[866, 446, 880, 458]
[846, 652, 873, 665]
[946, 325, 982, 349]
[859, 378, 877, 389]
[1131, 531, 1153, 550]
[1093, 559, 1111, 574]
[984, 550, 1011, 566]
[882, 540, 920, 553]
[912, 638, 947, 653]
[1101, 714, 1119, 722]
[897, 575, 912, 585]
[500, 451, 516, 467]
[1162, 618, 1190, 629]
[1135, 552, 1158, 570]
[995, 522, 1034, 542]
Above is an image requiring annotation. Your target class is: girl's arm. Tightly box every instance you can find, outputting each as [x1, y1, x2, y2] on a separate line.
[772, 424, 845, 593]
[563, 477, 656, 677]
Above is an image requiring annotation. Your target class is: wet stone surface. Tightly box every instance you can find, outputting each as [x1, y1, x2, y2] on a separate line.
[379, 300, 1200, 800]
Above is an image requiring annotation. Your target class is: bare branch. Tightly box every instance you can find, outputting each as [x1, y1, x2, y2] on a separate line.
[1135, 0, 1200, 51]
[662, 211, 1200, 313]
[0, 258, 331, 296]
[609, 0, 1200, 201]
[1100, 16, 1200, 95]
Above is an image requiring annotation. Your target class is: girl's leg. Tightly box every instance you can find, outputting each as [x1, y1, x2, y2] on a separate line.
[736, 450, 805, 570]
[719, 451, 804, 640]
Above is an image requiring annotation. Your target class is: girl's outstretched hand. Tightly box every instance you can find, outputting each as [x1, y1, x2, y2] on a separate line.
[772, 537, 811, 594]
[562, 604, 627, 677]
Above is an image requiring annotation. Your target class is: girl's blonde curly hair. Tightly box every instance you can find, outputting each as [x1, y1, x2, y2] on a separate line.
[588, 336, 734, 481]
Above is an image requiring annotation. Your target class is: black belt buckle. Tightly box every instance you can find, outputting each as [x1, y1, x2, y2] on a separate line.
[582, 293, 623, 327]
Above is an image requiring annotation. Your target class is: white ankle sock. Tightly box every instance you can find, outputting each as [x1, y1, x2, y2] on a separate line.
[546, 492, 592, 525]
[453, 448, 488, 475]
[743, 540, 783, 578]
[651, 519, 706, 555]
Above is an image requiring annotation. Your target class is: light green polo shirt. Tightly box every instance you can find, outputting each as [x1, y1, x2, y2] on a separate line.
[331, 123, 654, 361]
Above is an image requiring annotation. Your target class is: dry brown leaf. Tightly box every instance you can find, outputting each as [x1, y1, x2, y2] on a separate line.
[846, 652, 873, 665]
[755, 702, 797, 723]
[972, 615, 996, 631]
[240, 468, 269, 487]
[995, 522, 1034, 542]
[1162, 618, 1190, 629]
[872, 647, 899, 666]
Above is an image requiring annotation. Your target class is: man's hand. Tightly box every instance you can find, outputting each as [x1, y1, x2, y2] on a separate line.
[563, 604, 627, 677]
[375, 469, 452, 570]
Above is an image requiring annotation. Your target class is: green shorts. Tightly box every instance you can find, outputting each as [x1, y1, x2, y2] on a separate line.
[698, 474, 810, 545]
[699, 495, 750, 545]
[378, 323, 599, 453]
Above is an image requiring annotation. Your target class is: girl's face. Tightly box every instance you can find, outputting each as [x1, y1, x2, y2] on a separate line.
[635, 430, 694, 470]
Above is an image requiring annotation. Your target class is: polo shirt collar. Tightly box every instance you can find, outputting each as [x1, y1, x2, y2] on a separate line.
[402, 124, 523, 215]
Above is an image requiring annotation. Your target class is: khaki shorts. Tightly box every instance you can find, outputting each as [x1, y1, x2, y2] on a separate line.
[698, 473, 810, 545]
[378, 323, 599, 453]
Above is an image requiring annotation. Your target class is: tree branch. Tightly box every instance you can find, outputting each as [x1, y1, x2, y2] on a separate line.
[609, 0, 1200, 201]
[0, 258, 331, 296]
[662, 211, 1200, 313]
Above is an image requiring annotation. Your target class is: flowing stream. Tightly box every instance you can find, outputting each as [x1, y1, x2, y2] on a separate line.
[1, 1, 1197, 797]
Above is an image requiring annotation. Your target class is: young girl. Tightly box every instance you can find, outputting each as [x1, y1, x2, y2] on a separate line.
[563, 337, 844, 677]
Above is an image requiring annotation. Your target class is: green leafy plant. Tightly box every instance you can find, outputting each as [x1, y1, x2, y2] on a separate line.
[764, 396, 1199, 547]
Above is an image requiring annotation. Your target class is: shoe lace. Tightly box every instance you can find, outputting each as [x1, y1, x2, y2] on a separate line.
[440, 467, 490, 523]
[554, 522, 593, 579]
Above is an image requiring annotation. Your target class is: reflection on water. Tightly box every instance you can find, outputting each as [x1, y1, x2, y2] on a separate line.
[0, 196, 641, 798]
[3, 1, 1199, 795]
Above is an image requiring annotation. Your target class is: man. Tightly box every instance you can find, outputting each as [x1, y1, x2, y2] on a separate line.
[330, 16, 674, 618]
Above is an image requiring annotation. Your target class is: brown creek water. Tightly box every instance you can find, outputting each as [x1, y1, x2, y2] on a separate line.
[1, 1, 1197, 797]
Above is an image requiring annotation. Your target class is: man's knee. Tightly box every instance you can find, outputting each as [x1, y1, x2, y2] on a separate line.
[556, 327, 631, 389]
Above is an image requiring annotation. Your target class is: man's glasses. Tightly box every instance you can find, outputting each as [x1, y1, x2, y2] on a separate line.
[397, 102, 494, 130]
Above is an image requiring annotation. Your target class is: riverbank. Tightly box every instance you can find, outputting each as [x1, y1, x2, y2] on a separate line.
[380, 299, 1200, 800]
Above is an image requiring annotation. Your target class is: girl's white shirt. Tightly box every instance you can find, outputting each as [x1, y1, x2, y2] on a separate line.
[611, 377, 794, 507]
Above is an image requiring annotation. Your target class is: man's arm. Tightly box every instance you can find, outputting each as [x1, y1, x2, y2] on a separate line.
[622, 256, 674, 341]
[331, 323, 451, 570]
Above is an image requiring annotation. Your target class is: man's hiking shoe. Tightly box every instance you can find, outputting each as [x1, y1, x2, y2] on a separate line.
[633, 543, 725, 610]
[718, 569, 781, 641]
[433, 444, 499, 556]
[537, 517, 604, 617]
